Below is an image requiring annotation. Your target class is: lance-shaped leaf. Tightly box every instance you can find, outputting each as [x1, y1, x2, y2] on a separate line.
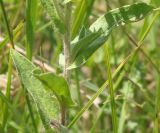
[33, 72, 75, 108]
[10, 49, 61, 133]
[69, 2, 154, 69]
[40, 0, 65, 34]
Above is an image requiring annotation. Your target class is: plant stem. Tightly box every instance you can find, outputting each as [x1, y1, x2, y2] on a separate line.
[62, 2, 72, 125]
[63, 3, 72, 81]
[105, 44, 118, 133]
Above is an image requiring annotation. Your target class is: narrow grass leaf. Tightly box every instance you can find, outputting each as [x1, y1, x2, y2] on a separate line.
[105, 45, 118, 132]
[71, 0, 87, 38]
[26, 0, 37, 60]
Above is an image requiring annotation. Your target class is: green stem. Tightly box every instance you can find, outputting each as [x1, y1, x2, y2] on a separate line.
[105, 44, 118, 133]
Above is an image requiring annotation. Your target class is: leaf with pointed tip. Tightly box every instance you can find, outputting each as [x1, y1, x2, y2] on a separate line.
[34, 72, 75, 108]
[10, 49, 61, 132]
[69, 2, 154, 69]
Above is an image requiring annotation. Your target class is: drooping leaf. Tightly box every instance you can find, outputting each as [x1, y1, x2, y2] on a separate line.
[34, 71, 75, 108]
[69, 2, 154, 69]
[10, 49, 61, 132]
[40, 0, 65, 34]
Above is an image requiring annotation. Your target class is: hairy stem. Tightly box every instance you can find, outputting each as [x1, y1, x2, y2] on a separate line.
[62, 2, 72, 125]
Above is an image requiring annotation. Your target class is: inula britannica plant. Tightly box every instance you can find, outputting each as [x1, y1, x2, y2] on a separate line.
[0, 0, 160, 132]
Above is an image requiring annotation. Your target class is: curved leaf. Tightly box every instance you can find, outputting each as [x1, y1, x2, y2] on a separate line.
[69, 2, 154, 69]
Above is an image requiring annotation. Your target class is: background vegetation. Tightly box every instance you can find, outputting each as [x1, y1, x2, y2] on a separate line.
[0, 0, 160, 132]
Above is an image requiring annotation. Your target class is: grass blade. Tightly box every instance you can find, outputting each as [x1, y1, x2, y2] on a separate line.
[26, 0, 37, 60]
[105, 44, 118, 132]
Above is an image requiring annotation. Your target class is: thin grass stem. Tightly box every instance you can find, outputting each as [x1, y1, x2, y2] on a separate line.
[105, 44, 118, 133]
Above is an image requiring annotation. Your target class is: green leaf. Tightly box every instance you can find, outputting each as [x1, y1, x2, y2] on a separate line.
[71, 0, 95, 38]
[10, 49, 61, 132]
[40, 0, 65, 34]
[26, 0, 38, 60]
[71, 29, 102, 61]
[90, 2, 154, 33]
[71, 0, 87, 38]
[69, 2, 154, 69]
[34, 72, 75, 108]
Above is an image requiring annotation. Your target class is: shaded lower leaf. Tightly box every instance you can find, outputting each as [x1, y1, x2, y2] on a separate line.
[10, 49, 61, 132]
[34, 72, 75, 108]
